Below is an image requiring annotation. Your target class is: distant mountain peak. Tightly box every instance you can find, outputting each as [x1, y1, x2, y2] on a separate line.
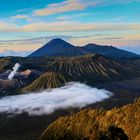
[28, 38, 140, 58]
[28, 38, 88, 57]
[49, 38, 66, 42]
[47, 38, 73, 47]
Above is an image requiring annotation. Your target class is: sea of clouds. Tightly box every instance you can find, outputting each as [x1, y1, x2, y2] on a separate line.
[0, 82, 112, 115]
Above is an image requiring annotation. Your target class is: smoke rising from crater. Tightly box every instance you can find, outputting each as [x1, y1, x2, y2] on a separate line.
[8, 63, 20, 80]
[0, 82, 112, 115]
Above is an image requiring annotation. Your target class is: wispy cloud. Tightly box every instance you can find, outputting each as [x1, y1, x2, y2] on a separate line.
[0, 38, 43, 53]
[21, 22, 140, 32]
[2, 21, 140, 33]
[10, 14, 29, 20]
[34, 0, 99, 16]
[0, 21, 18, 32]
[0, 0, 139, 56]
[33, 0, 140, 16]
[56, 13, 92, 21]
[0, 50, 31, 57]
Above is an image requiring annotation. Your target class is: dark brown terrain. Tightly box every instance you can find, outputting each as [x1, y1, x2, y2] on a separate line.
[0, 77, 140, 140]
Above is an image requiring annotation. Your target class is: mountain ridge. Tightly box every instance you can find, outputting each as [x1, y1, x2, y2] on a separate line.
[82, 43, 139, 58]
[23, 54, 137, 92]
[28, 38, 140, 58]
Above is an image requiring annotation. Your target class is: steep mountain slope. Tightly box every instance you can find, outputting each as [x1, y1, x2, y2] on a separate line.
[23, 72, 71, 92]
[40, 98, 140, 140]
[0, 54, 140, 93]
[29, 38, 90, 57]
[45, 54, 134, 81]
[82, 43, 139, 58]
[22, 54, 136, 92]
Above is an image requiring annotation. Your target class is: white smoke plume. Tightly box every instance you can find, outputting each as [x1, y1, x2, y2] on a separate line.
[0, 82, 112, 115]
[8, 63, 20, 80]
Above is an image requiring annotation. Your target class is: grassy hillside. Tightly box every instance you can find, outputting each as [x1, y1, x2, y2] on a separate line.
[40, 98, 140, 140]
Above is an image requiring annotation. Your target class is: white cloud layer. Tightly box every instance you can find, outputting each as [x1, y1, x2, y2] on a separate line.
[0, 82, 112, 116]
[0, 50, 31, 57]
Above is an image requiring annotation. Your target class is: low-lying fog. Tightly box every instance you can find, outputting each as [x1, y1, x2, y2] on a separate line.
[0, 82, 112, 115]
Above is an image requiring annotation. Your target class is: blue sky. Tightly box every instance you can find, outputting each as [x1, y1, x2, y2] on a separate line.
[0, 0, 140, 56]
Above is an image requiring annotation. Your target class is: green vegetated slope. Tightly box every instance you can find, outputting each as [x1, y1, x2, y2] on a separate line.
[40, 98, 140, 140]
[23, 72, 71, 92]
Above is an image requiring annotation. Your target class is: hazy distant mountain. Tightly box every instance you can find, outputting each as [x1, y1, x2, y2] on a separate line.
[29, 38, 90, 57]
[82, 43, 139, 58]
[28, 38, 139, 58]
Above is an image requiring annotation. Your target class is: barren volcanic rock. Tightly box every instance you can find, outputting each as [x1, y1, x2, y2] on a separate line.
[23, 72, 71, 92]
[0, 69, 41, 95]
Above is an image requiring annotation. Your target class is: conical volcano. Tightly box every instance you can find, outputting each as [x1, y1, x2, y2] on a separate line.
[29, 38, 89, 57]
